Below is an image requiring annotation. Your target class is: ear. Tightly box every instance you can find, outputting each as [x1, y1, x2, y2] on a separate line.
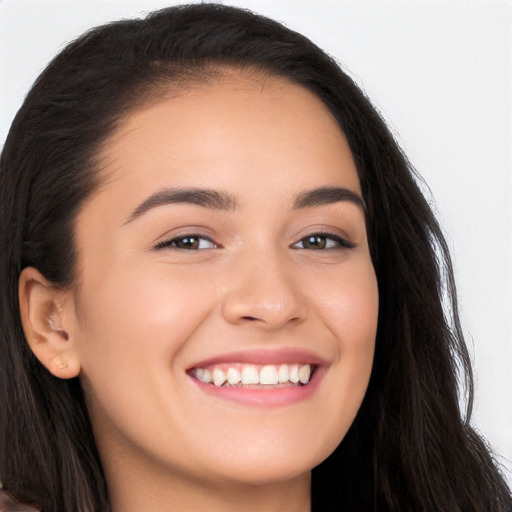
[18, 267, 81, 379]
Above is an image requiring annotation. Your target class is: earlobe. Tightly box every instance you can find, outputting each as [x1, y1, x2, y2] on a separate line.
[18, 267, 81, 379]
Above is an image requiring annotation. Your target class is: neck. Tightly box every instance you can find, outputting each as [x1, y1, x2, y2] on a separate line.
[107, 464, 311, 512]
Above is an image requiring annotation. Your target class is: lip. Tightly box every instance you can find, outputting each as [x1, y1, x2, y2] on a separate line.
[187, 348, 328, 407]
[187, 348, 329, 368]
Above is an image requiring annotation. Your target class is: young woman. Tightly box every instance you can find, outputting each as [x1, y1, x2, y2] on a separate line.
[0, 4, 510, 511]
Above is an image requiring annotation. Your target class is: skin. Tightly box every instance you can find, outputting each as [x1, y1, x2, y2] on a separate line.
[20, 74, 379, 511]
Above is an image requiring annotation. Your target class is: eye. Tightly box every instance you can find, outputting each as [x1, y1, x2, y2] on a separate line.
[155, 234, 217, 250]
[292, 233, 353, 250]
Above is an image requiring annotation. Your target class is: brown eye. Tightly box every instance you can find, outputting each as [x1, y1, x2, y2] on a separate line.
[292, 233, 354, 250]
[175, 236, 200, 249]
[302, 235, 327, 250]
[155, 235, 216, 250]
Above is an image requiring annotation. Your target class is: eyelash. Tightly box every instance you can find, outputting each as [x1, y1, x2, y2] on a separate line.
[154, 232, 354, 251]
[154, 234, 217, 251]
[291, 232, 354, 251]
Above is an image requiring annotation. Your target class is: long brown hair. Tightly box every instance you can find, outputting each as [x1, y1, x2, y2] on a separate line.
[1, 4, 510, 511]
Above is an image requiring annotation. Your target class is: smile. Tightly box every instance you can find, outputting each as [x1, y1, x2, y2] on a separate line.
[191, 363, 314, 387]
[187, 349, 327, 406]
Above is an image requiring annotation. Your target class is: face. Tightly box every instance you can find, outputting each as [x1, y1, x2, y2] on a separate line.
[69, 74, 378, 491]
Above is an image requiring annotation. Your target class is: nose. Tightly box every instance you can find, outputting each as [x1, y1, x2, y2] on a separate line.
[221, 250, 307, 330]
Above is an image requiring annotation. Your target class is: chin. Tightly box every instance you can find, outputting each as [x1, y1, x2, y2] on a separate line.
[188, 433, 340, 488]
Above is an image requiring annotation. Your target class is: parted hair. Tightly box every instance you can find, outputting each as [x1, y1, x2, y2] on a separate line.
[0, 4, 510, 511]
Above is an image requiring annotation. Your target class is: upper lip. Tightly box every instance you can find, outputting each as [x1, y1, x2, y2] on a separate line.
[187, 348, 329, 369]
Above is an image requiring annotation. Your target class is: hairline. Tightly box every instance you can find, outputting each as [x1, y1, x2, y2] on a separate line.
[91, 62, 353, 213]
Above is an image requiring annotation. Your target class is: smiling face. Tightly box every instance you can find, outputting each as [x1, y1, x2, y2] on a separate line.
[67, 73, 378, 504]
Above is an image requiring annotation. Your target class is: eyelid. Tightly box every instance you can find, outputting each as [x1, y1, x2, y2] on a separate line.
[154, 233, 219, 250]
[291, 231, 354, 250]
[152, 228, 354, 251]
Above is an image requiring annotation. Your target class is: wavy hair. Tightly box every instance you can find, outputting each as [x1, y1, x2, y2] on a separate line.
[0, 4, 510, 511]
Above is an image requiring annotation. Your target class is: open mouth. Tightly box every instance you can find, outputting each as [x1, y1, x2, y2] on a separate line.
[188, 363, 317, 388]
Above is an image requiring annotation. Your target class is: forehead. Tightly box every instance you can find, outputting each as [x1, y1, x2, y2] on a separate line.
[88, 73, 360, 222]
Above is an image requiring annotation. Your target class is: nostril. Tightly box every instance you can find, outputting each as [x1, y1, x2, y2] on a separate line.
[241, 316, 259, 321]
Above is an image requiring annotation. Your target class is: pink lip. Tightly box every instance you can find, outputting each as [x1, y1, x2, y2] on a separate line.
[187, 348, 329, 369]
[189, 368, 324, 407]
[187, 348, 328, 408]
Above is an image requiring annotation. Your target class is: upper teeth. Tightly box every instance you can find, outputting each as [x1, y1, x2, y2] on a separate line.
[193, 363, 312, 387]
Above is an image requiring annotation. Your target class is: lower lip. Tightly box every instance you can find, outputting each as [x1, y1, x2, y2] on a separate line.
[189, 368, 324, 407]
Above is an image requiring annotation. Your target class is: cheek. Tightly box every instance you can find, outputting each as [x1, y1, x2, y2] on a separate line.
[319, 258, 379, 349]
[74, 262, 222, 464]
[331, 261, 378, 386]
[312, 259, 378, 438]
[74, 263, 215, 396]
[79, 260, 208, 335]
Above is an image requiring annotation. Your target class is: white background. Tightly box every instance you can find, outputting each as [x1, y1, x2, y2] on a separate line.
[1, 0, 510, 483]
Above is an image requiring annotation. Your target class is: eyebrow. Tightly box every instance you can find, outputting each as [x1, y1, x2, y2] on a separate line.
[125, 187, 239, 224]
[124, 185, 365, 225]
[293, 186, 365, 211]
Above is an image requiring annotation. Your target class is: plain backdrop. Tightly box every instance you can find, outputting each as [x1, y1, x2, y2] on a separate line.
[1, 0, 510, 483]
